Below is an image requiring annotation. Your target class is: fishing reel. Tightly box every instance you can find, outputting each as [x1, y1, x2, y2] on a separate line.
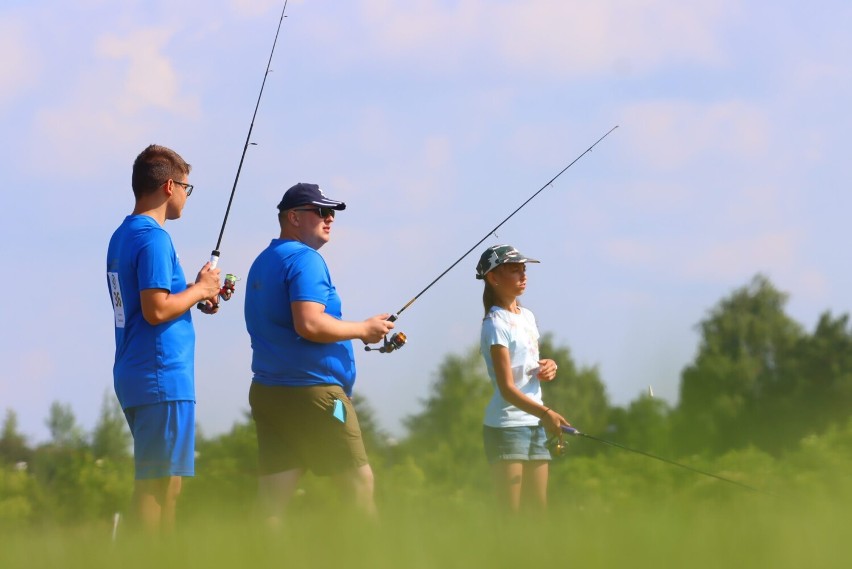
[219, 273, 240, 301]
[197, 273, 240, 313]
[546, 426, 579, 457]
[364, 331, 407, 354]
[545, 433, 569, 457]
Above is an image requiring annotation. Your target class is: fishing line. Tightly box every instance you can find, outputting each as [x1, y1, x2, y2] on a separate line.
[365, 125, 619, 352]
[197, 0, 289, 311]
[552, 425, 773, 496]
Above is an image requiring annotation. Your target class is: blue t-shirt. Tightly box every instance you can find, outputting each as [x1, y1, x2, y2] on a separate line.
[244, 239, 357, 395]
[106, 215, 195, 409]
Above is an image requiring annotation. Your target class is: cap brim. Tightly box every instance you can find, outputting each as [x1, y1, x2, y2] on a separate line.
[503, 254, 539, 264]
[307, 198, 346, 210]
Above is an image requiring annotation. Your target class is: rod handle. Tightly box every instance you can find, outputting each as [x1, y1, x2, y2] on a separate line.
[363, 314, 399, 350]
[209, 250, 220, 269]
[561, 426, 580, 436]
[196, 251, 221, 312]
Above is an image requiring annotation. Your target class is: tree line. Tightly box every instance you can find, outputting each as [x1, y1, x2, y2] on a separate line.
[2, 274, 851, 525]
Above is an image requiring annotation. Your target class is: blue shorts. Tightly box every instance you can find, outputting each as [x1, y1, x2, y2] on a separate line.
[124, 401, 195, 479]
[483, 425, 552, 464]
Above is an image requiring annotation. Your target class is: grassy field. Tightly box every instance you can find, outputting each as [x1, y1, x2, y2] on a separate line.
[2, 485, 849, 569]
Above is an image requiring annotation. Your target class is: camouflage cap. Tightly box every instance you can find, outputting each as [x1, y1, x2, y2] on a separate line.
[475, 244, 540, 279]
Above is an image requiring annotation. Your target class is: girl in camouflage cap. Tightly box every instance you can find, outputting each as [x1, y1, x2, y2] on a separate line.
[476, 244, 571, 513]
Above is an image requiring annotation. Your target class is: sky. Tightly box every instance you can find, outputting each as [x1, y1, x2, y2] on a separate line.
[2, 0, 851, 445]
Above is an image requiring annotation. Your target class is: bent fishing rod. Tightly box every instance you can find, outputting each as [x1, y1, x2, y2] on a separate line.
[551, 425, 772, 496]
[197, 0, 290, 312]
[365, 125, 619, 352]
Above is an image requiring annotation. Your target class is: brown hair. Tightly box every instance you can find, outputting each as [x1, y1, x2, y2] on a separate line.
[131, 144, 191, 199]
[481, 266, 522, 317]
[482, 280, 497, 317]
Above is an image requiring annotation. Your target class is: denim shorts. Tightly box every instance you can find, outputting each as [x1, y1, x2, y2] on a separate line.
[124, 401, 195, 479]
[483, 425, 552, 464]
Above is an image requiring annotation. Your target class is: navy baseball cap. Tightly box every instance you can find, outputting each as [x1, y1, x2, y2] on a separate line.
[276, 182, 346, 211]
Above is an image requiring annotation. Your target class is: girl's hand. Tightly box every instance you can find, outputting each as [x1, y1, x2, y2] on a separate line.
[537, 359, 558, 382]
[540, 408, 571, 436]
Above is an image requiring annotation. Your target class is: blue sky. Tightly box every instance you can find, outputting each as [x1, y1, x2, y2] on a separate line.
[2, 0, 851, 444]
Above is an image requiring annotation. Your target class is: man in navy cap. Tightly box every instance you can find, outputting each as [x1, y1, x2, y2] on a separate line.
[244, 182, 394, 524]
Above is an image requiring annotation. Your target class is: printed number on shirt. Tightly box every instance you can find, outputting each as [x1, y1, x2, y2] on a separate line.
[108, 272, 125, 328]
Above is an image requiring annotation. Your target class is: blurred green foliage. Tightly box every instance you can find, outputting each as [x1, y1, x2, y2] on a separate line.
[1, 274, 851, 535]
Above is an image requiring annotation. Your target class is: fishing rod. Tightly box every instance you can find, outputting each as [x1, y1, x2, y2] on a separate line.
[364, 125, 619, 352]
[197, 0, 289, 312]
[549, 425, 772, 496]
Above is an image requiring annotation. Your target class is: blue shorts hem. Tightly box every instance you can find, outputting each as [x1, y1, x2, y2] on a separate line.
[135, 471, 195, 480]
[493, 453, 552, 462]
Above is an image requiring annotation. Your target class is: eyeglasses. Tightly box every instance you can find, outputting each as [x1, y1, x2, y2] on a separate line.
[293, 207, 335, 219]
[172, 180, 194, 197]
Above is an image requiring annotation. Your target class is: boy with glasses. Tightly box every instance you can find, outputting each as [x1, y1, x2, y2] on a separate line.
[106, 144, 222, 533]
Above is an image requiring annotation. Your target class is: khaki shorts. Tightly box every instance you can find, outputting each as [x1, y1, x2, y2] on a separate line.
[249, 382, 369, 476]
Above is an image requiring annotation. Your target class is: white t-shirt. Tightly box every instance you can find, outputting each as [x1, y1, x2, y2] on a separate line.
[480, 306, 542, 427]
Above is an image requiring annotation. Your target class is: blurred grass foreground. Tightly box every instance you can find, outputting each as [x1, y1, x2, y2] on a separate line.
[3, 276, 852, 567]
[2, 418, 852, 569]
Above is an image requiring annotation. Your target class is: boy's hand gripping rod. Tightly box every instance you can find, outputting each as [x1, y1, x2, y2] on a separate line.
[364, 125, 619, 352]
[197, 0, 290, 313]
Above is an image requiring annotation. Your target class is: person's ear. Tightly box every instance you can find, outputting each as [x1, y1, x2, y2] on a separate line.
[162, 179, 174, 197]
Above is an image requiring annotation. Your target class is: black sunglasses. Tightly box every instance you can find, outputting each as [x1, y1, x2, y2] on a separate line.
[293, 207, 335, 219]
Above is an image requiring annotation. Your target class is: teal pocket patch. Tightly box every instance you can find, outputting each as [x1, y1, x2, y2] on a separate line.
[332, 398, 346, 423]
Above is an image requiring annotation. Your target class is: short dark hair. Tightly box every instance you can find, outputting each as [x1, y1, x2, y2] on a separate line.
[131, 144, 191, 199]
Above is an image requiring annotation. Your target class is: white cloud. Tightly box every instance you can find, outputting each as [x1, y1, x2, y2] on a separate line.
[30, 26, 200, 175]
[684, 231, 799, 281]
[495, 0, 732, 74]
[0, 16, 40, 112]
[604, 237, 661, 266]
[619, 180, 691, 212]
[97, 27, 199, 116]
[350, 0, 735, 75]
[792, 269, 829, 303]
[229, 0, 295, 18]
[1, 347, 54, 422]
[621, 99, 771, 170]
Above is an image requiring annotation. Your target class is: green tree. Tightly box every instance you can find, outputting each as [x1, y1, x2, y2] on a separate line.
[28, 401, 132, 524]
[782, 312, 852, 441]
[675, 275, 804, 454]
[45, 401, 86, 449]
[352, 394, 392, 460]
[0, 409, 32, 465]
[400, 346, 492, 493]
[538, 334, 611, 454]
[183, 414, 258, 517]
[608, 393, 672, 456]
[90, 391, 131, 460]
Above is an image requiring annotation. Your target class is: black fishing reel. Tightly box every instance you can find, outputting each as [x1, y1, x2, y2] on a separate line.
[365, 332, 407, 354]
